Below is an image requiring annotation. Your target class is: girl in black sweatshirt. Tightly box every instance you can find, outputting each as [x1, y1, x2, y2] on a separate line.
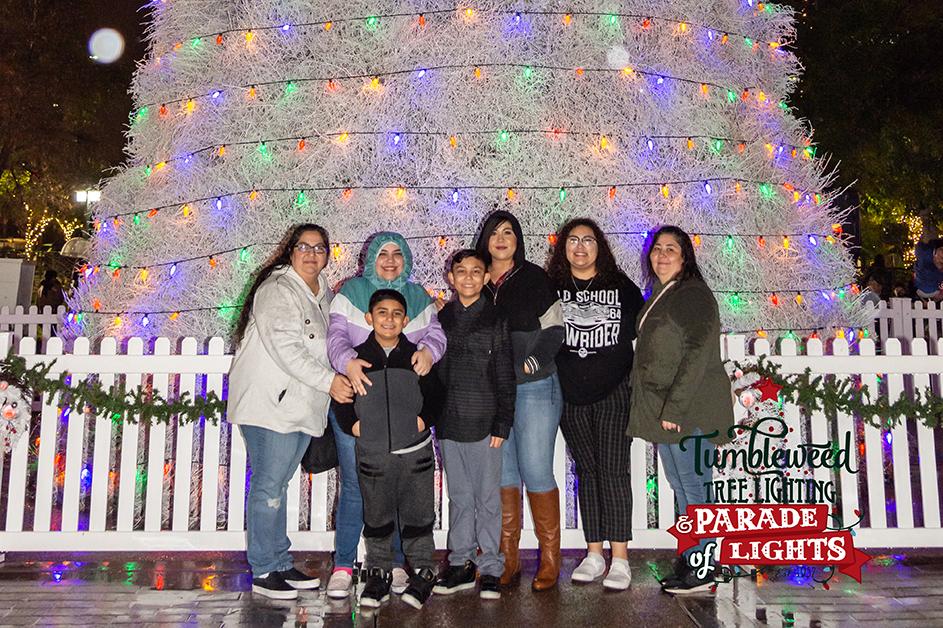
[548, 218, 644, 591]
[474, 210, 565, 591]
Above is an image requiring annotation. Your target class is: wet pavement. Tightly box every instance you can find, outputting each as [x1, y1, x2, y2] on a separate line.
[0, 550, 940, 627]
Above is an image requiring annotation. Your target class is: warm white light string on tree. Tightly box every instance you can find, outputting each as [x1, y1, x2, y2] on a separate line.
[69, 0, 867, 341]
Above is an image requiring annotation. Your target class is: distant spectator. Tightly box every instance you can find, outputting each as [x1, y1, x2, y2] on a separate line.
[915, 224, 943, 301]
[864, 255, 891, 291]
[861, 274, 884, 307]
[37, 270, 65, 311]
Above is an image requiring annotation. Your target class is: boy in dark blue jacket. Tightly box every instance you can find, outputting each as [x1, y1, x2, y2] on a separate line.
[334, 289, 441, 609]
[432, 250, 516, 600]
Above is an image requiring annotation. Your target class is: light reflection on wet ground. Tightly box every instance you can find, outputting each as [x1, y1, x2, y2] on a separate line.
[0, 550, 939, 626]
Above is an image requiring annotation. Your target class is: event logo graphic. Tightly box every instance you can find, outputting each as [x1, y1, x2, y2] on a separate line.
[671, 410, 870, 589]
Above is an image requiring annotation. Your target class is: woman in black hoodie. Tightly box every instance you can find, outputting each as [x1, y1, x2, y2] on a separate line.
[474, 210, 565, 591]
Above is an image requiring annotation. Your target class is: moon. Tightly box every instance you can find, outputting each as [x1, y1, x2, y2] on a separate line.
[88, 28, 125, 64]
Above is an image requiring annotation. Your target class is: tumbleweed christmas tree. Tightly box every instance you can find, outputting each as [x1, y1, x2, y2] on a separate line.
[70, 0, 865, 340]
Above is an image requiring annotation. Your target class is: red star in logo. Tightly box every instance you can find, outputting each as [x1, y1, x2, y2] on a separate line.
[756, 378, 783, 402]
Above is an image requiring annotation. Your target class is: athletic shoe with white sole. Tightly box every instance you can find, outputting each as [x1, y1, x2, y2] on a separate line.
[602, 559, 632, 590]
[663, 570, 715, 596]
[359, 568, 392, 608]
[479, 574, 501, 600]
[252, 571, 299, 600]
[433, 560, 477, 595]
[326, 569, 352, 599]
[278, 567, 320, 590]
[401, 568, 436, 609]
[571, 552, 607, 583]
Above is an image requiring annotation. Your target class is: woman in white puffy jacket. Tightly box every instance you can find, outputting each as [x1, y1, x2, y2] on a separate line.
[228, 223, 353, 600]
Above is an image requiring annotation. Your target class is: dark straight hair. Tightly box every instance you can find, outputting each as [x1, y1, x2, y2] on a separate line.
[474, 210, 526, 267]
[546, 217, 623, 284]
[642, 225, 704, 290]
[232, 223, 330, 346]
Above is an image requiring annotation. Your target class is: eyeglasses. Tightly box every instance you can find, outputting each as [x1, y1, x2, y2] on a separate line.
[294, 243, 327, 254]
[566, 235, 598, 247]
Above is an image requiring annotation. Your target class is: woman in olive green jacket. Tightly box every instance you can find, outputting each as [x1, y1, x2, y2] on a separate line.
[627, 225, 734, 595]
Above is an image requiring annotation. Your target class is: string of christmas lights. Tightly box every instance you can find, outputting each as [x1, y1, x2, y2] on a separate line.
[79, 228, 847, 279]
[154, 3, 783, 63]
[134, 62, 779, 116]
[96, 179, 827, 224]
[150, 7, 785, 63]
[135, 130, 817, 179]
[67, 281, 862, 330]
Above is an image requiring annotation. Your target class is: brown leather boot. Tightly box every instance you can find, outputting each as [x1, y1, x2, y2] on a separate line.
[528, 488, 561, 591]
[499, 487, 522, 585]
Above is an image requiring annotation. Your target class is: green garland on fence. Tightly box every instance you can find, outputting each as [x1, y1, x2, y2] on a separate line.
[734, 356, 943, 430]
[3, 352, 941, 431]
[0, 354, 226, 426]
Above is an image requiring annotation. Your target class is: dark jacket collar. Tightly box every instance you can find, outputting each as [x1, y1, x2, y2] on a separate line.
[357, 332, 417, 371]
[440, 296, 497, 330]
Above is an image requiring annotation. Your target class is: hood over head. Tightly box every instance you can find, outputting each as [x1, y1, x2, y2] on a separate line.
[362, 231, 413, 291]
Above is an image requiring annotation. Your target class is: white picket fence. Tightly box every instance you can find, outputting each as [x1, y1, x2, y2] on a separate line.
[870, 298, 943, 347]
[0, 305, 65, 348]
[1, 330, 941, 553]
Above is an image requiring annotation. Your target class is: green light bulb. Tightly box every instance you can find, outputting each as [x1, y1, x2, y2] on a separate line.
[190, 37, 202, 48]
[523, 66, 533, 80]
[296, 191, 307, 206]
[499, 130, 509, 143]
[744, 37, 753, 47]
[726, 90, 737, 103]
[559, 187, 567, 202]
[711, 139, 724, 153]
[285, 82, 298, 95]
[725, 235, 735, 252]
[258, 142, 268, 156]
[133, 214, 141, 225]
[240, 247, 250, 263]
[365, 16, 379, 30]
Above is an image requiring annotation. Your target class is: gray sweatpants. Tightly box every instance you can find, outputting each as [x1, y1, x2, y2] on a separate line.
[355, 441, 436, 572]
[441, 436, 505, 577]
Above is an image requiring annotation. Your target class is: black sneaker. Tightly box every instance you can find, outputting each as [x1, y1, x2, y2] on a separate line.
[663, 569, 715, 596]
[479, 574, 501, 600]
[401, 568, 436, 609]
[659, 557, 690, 589]
[360, 568, 392, 608]
[433, 560, 477, 595]
[278, 567, 320, 590]
[252, 571, 299, 600]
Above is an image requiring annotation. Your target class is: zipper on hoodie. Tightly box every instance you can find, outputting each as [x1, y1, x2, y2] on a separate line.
[384, 366, 392, 452]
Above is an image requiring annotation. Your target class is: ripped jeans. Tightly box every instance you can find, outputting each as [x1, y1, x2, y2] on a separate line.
[241, 424, 311, 576]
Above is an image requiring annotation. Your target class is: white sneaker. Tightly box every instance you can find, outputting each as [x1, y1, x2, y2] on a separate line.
[571, 552, 606, 583]
[391, 567, 410, 594]
[326, 569, 352, 599]
[603, 558, 632, 590]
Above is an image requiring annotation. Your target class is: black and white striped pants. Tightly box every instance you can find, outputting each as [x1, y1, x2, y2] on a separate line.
[560, 377, 633, 543]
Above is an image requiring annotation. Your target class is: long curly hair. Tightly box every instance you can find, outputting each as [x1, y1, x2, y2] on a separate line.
[232, 223, 329, 346]
[546, 217, 623, 284]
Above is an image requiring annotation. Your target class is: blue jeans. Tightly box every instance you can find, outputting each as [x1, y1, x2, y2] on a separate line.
[658, 429, 715, 559]
[331, 412, 405, 569]
[501, 373, 563, 493]
[241, 424, 311, 576]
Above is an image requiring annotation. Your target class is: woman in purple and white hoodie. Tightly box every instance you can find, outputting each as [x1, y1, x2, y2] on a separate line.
[324, 231, 447, 599]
